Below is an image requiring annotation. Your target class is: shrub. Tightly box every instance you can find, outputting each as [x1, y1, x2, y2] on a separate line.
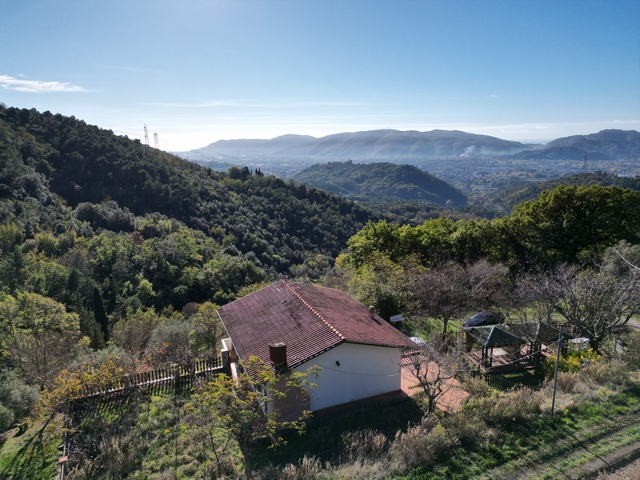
[543, 349, 602, 378]
[389, 415, 457, 470]
[442, 408, 493, 447]
[0, 403, 14, 432]
[581, 360, 629, 387]
[555, 371, 580, 394]
[469, 388, 544, 428]
[0, 369, 39, 424]
[461, 374, 492, 399]
[617, 330, 640, 370]
[279, 456, 324, 480]
[342, 429, 389, 461]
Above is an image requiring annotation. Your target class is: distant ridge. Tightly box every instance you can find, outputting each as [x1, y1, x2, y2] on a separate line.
[192, 129, 533, 159]
[189, 128, 640, 161]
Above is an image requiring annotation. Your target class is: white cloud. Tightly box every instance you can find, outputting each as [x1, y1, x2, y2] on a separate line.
[0, 75, 86, 93]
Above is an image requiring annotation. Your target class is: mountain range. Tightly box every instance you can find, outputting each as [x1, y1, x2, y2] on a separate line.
[188, 129, 640, 161]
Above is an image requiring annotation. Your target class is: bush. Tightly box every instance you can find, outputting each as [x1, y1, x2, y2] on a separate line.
[0, 403, 14, 432]
[0, 369, 39, 424]
[619, 330, 640, 370]
[543, 349, 601, 378]
[342, 429, 389, 461]
[279, 456, 324, 480]
[441, 408, 493, 447]
[469, 388, 544, 428]
[389, 415, 457, 470]
[554, 371, 580, 394]
[461, 375, 492, 399]
[581, 360, 629, 387]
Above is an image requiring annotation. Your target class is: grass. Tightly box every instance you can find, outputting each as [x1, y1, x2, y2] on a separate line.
[0, 416, 61, 480]
[252, 395, 425, 469]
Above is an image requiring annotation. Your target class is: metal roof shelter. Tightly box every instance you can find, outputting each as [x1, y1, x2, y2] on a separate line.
[464, 322, 573, 372]
[464, 325, 526, 370]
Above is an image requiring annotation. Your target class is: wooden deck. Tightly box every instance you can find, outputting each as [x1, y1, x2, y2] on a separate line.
[464, 345, 554, 373]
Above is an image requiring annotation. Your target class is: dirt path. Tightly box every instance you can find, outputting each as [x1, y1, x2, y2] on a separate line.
[477, 402, 640, 480]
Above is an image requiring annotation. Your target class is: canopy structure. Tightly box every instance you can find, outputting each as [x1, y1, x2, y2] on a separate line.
[509, 322, 573, 345]
[464, 325, 525, 370]
[465, 325, 526, 348]
[508, 322, 574, 366]
[464, 322, 569, 372]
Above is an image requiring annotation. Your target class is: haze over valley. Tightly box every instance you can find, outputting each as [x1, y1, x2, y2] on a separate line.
[179, 128, 640, 196]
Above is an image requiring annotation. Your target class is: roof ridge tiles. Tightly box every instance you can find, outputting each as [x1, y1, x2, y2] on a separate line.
[280, 280, 345, 340]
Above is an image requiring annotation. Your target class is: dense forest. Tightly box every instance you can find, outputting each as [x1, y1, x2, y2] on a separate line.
[1, 106, 640, 479]
[489, 171, 640, 213]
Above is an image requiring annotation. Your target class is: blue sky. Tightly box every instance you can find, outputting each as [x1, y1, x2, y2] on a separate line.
[1, 0, 639, 151]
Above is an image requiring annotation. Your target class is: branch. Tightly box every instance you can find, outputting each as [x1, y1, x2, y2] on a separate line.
[612, 248, 640, 272]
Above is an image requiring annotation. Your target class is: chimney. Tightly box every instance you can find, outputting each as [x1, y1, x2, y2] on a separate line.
[369, 306, 376, 319]
[269, 342, 287, 370]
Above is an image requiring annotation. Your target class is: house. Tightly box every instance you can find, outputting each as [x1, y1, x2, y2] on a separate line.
[217, 280, 415, 411]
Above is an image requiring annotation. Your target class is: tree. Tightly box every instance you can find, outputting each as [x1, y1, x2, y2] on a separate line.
[409, 260, 512, 334]
[112, 307, 162, 360]
[0, 292, 81, 387]
[188, 302, 226, 360]
[602, 240, 640, 277]
[405, 334, 463, 413]
[187, 357, 316, 478]
[93, 286, 109, 340]
[348, 253, 417, 321]
[0, 369, 39, 432]
[38, 349, 132, 417]
[509, 185, 640, 266]
[540, 265, 640, 353]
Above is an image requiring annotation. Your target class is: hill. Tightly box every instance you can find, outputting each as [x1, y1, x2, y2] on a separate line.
[191, 129, 532, 159]
[490, 171, 640, 213]
[293, 161, 467, 206]
[511, 129, 640, 160]
[0, 106, 375, 309]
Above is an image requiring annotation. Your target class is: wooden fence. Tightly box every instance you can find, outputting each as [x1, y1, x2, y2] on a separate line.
[71, 356, 228, 406]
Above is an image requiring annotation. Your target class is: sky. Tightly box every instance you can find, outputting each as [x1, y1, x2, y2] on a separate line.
[1, 0, 639, 152]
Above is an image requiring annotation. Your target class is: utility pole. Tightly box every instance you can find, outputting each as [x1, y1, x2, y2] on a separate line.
[551, 324, 563, 418]
[144, 124, 149, 146]
[153, 132, 159, 149]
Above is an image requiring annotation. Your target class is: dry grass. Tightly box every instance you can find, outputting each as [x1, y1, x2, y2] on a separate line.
[595, 457, 640, 479]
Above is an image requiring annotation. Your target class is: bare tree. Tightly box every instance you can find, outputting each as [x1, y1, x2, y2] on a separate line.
[406, 335, 463, 413]
[533, 265, 640, 353]
[409, 260, 512, 334]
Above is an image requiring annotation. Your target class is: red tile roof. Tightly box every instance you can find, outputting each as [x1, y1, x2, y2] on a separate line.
[217, 280, 414, 369]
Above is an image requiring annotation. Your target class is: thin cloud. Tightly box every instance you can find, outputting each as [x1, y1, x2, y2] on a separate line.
[0, 75, 86, 93]
[150, 98, 375, 109]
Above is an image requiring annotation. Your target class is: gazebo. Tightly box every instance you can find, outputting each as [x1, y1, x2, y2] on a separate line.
[509, 322, 573, 365]
[464, 322, 572, 373]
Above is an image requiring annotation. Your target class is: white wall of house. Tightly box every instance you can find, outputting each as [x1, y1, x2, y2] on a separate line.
[293, 342, 403, 411]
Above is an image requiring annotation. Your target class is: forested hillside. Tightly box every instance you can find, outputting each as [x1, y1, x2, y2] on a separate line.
[0, 105, 373, 273]
[0, 105, 379, 355]
[292, 161, 467, 206]
[489, 171, 640, 213]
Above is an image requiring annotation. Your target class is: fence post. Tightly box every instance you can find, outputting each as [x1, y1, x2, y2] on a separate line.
[173, 364, 180, 393]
